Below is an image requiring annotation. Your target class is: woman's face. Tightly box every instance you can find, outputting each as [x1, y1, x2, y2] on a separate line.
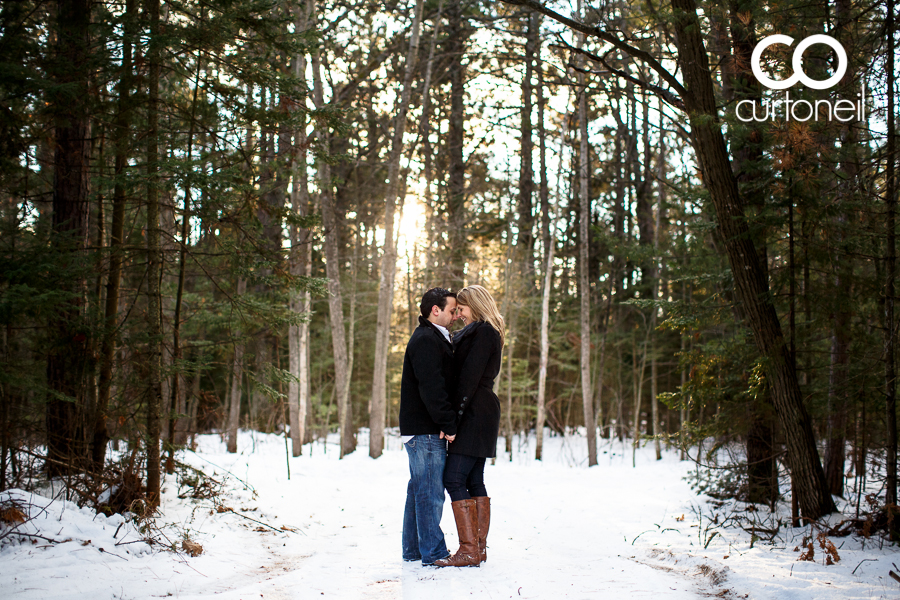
[456, 304, 474, 325]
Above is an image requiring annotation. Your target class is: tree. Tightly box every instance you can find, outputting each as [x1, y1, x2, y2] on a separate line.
[45, 0, 94, 478]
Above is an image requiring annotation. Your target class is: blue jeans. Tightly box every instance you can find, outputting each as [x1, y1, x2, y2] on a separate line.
[402, 434, 450, 565]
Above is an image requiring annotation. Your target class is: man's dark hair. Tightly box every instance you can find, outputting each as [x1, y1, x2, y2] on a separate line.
[420, 287, 456, 318]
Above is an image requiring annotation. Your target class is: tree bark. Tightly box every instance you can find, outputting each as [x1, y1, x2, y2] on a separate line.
[45, 0, 93, 478]
[576, 0, 597, 467]
[144, 0, 163, 507]
[667, 0, 834, 518]
[370, 0, 425, 459]
[311, 18, 354, 457]
[445, 0, 468, 289]
[227, 277, 248, 454]
[94, 0, 135, 470]
[724, 1, 778, 504]
[535, 57, 558, 462]
[885, 0, 898, 509]
[419, 0, 444, 283]
[517, 10, 537, 281]
[166, 56, 204, 472]
[288, 0, 313, 457]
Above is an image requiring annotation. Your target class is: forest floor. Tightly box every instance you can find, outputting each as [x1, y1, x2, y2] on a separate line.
[0, 429, 897, 600]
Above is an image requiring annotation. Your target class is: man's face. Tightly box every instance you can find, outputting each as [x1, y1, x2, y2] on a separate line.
[430, 297, 457, 328]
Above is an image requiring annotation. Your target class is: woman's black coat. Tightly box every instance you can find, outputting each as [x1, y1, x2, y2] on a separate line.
[448, 320, 502, 458]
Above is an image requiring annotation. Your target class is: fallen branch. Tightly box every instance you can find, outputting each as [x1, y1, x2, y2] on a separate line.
[0, 531, 63, 544]
[217, 507, 291, 534]
[852, 558, 876, 575]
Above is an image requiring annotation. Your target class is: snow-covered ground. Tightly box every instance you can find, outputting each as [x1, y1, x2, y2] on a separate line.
[1, 430, 897, 599]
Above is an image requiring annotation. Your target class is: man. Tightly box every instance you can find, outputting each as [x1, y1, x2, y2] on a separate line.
[400, 287, 459, 566]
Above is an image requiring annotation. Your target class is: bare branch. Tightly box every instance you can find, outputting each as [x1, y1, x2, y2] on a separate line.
[553, 40, 686, 111]
[501, 0, 688, 100]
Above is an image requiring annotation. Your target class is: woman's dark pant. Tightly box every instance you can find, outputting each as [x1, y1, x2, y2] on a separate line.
[443, 453, 488, 502]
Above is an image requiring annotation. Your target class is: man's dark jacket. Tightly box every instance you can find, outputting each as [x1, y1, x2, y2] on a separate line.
[448, 320, 502, 458]
[399, 316, 458, 436]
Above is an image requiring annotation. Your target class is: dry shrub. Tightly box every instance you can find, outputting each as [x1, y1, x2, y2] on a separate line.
[826, 498, 900, 540]
[100, 448, 148, 517]
[797, 540, 815, 562]
[795, 532, 840, 564]
[817, 533, 840, 565]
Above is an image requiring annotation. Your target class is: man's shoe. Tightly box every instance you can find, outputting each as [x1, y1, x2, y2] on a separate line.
[473, 496, 490, 563]
[434, 499, 480, 567]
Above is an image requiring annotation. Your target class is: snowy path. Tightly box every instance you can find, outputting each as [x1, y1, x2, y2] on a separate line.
[5, 431, 895, 599]
[159, 433, 709, 600]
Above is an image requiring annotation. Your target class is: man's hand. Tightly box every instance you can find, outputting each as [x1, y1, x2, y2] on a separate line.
[440, 431, 456, 443]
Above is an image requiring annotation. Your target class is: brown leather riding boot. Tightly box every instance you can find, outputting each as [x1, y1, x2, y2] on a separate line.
[434, 499, 480, 567]
[474, 496, 490, 563]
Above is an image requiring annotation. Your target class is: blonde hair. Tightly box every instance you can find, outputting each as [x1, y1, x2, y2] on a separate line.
[457, 285, 505, 347]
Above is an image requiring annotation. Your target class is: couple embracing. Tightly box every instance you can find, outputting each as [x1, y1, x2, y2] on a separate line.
[399, 285, 505, 568]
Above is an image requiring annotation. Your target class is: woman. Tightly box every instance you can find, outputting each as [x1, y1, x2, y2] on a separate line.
[435, 285, 504, 568]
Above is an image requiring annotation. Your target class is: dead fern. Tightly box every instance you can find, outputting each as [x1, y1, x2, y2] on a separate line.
[817, 533, 840, 565]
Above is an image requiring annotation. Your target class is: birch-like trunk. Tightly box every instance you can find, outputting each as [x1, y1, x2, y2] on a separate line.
[310, 9, 354, 457]
[288, 2, 312, 457]
[370, 0, 425, 458]
[648, 94, 661, 461]
[536, 109, 568, 461]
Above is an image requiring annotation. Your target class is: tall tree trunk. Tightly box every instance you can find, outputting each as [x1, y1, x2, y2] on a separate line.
[535, 239, 553, 461]
[288, 0, 313, 457]
[94, 0, 135, 470]
[536, 72, 560, 462]
[311, 18, 354, 457]
[631, 328, 649, 467]
[885, 0, 898, 510]
[821, 0, 860, 500]
[668, 0, 834, 518]
[517, 10, 537, 282]
[576, 0, 597, 467]
[501, 226, 516, 457]
[537, 20, 549, 281]
[445, 0, 468, 289]
[166, 56, 204, 473]
[45, 0, 93, 478]
[144, 0, 163, 507]
[644, 90, 661, 461]
[419, 0, 444, 284]
[724, 1, 779, 505]
[226, 278, 247, 454]
[370, 0, 425, 459]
